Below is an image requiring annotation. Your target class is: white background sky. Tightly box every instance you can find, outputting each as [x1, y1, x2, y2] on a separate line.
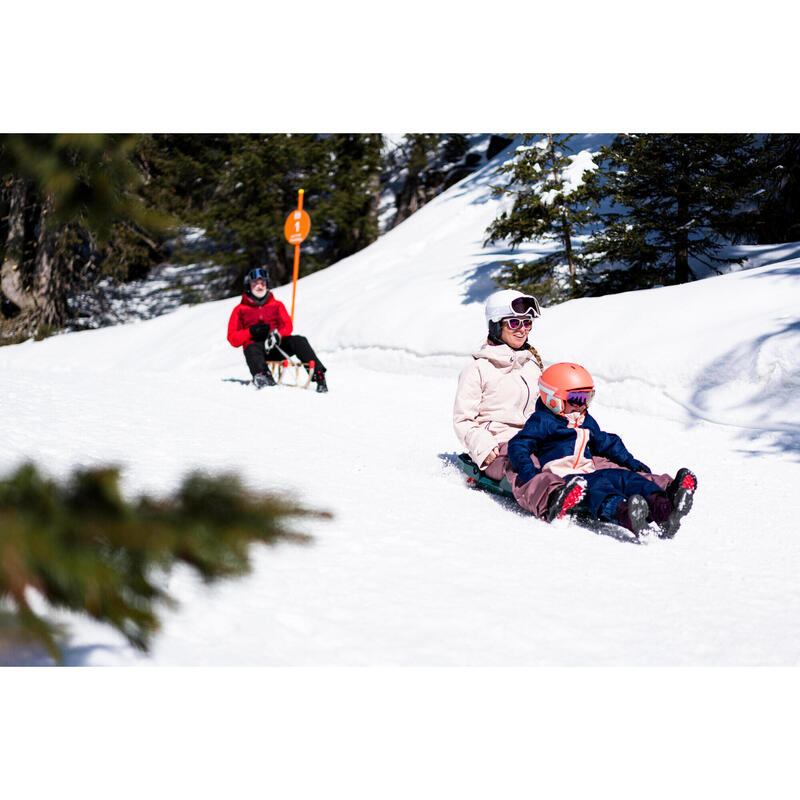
[4, 5, 798, 797]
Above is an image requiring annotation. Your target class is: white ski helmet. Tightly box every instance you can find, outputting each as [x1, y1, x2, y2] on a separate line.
[484, 289, 541, 343]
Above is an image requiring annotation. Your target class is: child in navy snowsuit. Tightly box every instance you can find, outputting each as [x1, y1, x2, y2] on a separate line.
[507, 362, 696, 537]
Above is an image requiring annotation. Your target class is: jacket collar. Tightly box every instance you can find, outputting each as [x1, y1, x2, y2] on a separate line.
[473, 340, 535, 368]
[241, 291, 273, 308]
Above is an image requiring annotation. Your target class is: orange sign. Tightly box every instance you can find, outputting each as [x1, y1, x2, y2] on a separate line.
[284, 209, 311, 245]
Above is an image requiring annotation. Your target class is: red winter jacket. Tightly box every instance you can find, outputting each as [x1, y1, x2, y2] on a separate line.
[227, 293, 293, 349]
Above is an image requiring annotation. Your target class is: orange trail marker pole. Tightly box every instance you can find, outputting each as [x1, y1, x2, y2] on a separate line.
[290, 190, 304, 322]
[284, 190, 310, 322]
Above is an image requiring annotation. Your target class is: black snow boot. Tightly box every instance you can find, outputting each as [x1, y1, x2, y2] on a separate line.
[616, 494, 650, 537]
[545, 475, 588, 522]
[667, 468, 697, 506]
[313, 368, 328, 393]
[253, 370, 276, 389]
[658, 486, 694, 539]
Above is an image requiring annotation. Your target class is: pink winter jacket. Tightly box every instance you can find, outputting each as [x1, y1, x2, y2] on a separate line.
[453, 341, 543, 469]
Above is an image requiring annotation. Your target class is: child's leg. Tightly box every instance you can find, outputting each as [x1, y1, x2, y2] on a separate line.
[582, 469, 665, 520]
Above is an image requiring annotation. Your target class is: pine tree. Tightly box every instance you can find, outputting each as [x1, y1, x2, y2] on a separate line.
[0, 134, 170, 341]
[484, 134, 596, 301]
[143, 134, 385, 291]
[308, 134, 383, 266]
[582, 134, 760, 291]
[389, 134, 443, 227]
[0, 463, 328, 663]
[751, 134, 800, 243]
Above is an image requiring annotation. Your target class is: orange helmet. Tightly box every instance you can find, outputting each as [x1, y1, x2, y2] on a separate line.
[538, 363, 595, 414]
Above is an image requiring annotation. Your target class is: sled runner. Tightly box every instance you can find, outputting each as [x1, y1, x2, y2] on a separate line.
[266, 358, 315, 389]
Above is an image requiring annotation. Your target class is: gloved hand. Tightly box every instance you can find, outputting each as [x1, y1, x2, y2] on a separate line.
[265, 329, 282, 351]
[630, 460, 651, 474]
[249, 323, 270, 342]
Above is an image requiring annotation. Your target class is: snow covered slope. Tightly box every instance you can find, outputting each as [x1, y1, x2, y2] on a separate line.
[1, 139, 799, 666]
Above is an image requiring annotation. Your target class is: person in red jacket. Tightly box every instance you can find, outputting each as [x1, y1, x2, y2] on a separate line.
[227, 267, 328, 392]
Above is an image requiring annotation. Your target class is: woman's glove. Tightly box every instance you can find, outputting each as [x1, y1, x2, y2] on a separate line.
[249, 323, 270, 342]
[629, 460, 652, 474]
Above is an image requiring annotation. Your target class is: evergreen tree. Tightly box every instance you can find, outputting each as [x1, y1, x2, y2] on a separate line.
[313, 134, 383, 265]
[485, 134, 596, 301]
[0, 462, 327, 662]
[0, 134, 170, 341]
[389, 134, 442, 226]
[751, 134, 800, 243]
[143, 134, 384, 291]
[582, 134, 760, 291]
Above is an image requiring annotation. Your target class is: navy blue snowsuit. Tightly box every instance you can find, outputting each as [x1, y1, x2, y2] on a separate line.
[507, 399, 666, 521]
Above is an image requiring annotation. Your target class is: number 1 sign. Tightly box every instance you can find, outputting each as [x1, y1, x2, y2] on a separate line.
[284, 190, 311, 321]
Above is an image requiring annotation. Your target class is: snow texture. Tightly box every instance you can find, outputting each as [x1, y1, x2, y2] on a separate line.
[2, 140, 800, 667]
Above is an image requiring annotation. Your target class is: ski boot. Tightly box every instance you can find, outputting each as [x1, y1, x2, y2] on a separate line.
[545, 475, 588, 522]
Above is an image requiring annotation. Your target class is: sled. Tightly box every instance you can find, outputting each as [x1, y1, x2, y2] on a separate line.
[266, 358, 315, 389]
[455, 453, 643, 543]
[455, 453, 515, 499]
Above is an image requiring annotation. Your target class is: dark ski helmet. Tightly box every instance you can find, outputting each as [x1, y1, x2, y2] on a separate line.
[484, 289, 541, 344]
[244, 266, 270, 292]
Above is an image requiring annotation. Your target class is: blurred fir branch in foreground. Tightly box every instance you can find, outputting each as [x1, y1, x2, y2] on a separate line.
[0, 463, 328, 663]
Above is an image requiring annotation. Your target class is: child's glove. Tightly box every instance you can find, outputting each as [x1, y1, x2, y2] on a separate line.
[249, 323, 270, 342]
[629, 460, 652, 473]
[265, 329, 282, 351]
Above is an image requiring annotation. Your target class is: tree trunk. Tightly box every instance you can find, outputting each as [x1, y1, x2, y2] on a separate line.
[547, 134, 577, 289]
[1, 182, 69, 339]
[675, 183, 690, 284]
[1, 181, 37, 322]
[561, 213, 576, 290]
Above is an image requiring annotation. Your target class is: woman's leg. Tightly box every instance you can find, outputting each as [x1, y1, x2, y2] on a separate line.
[483, 443, 564, 518]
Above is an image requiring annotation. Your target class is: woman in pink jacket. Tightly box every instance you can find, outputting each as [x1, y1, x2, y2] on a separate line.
[453, 289, 564, 518]
[453, 290, 673, 522]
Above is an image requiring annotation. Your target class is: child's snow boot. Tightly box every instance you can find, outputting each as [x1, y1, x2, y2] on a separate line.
[253, 370, 276, 389]
[616, 494, 649, 537]
[545, 475, 588, 522]
[667, 468, 697, 505]
[658, 486, 694, 539]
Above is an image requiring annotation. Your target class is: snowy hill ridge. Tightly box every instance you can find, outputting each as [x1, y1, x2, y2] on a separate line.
[1, 139, 800, 666]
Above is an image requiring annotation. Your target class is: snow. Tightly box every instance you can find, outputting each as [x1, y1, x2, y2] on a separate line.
[2, 144, 800, 671]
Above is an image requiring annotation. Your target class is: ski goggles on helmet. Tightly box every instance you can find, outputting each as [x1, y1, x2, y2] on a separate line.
[510, 295, 541, 318]
[566, 389, 595, 407]
[502, 316, 534, 330]
[247, 267, 268, 283]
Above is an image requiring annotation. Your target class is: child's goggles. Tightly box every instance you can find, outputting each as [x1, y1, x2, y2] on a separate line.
[566, 389, 595, 406]
[503, 316, 534, 330]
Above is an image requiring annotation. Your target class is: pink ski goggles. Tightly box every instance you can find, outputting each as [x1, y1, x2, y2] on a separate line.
[503, 316, 534, 330]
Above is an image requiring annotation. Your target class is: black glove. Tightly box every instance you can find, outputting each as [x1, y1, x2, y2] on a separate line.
[249, 323, 270, 342]
[630, 460, 651, 474]
[265, 329, 282, 351]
